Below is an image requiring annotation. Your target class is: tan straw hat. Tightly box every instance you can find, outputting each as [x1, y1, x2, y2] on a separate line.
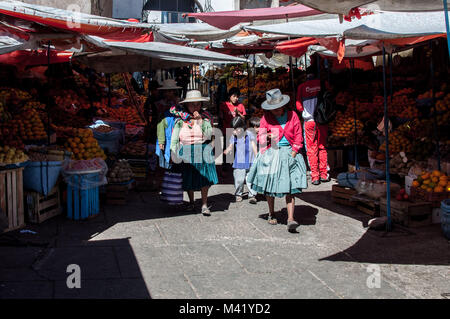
[158, 79, 182, 90]
[180, 90, 210, 104]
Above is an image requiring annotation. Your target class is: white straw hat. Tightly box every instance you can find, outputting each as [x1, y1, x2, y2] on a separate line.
[261, 88, 290, 110]
[158, 79, 182, 90]
[180, 90, 210, 104]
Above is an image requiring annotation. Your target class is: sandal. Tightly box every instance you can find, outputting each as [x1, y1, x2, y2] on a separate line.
[201, 207, 211, 216]
[287, 220, 299, 233]
[185, 203, 195, 212]
[268, 215, 278, 225]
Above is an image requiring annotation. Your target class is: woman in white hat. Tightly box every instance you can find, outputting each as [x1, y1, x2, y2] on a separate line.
[170, 90, 218, 216]
[247, 89, 308, 233]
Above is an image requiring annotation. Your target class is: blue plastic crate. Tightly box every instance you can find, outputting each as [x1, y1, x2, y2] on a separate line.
[66, 172, 100, 221]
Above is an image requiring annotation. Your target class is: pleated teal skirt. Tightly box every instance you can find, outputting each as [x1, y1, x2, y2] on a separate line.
[247, 146, 308, 198]
[178, 144, 218, 191]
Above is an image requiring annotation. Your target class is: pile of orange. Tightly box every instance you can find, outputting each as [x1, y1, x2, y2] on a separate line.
[412, 170, 450, 193]
[64, 128, 107, 160]
[330, 113, 364, 138]
[8, 109, 47, 141]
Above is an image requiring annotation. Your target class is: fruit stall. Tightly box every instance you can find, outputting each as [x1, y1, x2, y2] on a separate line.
[0, 62, 158, 231]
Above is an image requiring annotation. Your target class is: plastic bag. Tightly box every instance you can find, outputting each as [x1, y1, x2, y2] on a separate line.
[356, 179, 401, 199]
[62, 158, 108, 190]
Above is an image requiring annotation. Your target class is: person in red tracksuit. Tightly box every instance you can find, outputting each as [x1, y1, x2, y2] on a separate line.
[296, 73, 330, 185]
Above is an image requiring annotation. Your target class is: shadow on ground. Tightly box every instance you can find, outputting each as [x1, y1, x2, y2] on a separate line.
[297, 190, 450, 266]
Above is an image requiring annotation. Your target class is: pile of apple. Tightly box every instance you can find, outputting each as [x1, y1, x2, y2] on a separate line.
[54, 89, 90, 114]
[395, 188, 410, 201]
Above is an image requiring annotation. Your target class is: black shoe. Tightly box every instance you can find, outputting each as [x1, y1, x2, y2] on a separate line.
[320, 178, 331, 183]
[312, 180, 321, 186]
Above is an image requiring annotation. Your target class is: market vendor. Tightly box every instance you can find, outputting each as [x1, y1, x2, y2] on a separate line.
[219, 87, 247, 136]
[143, 80, 161, 144]
[170, 90, 218, 216]
[155, 79, 182, 121]
[296, 70, 329, 186]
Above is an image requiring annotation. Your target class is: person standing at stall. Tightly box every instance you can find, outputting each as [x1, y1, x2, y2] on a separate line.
[296, 70, 330, 185]
[170, 90, 218, 216]
[219, 87, 247, 175]
[155, 79, 182, 121]
[247, 89, 308, 233]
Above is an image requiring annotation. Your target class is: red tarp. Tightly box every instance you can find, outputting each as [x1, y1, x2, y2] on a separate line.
[0, 50, 72, 68]
[0, 8, 150, 42]
[275, 37, 318, 57]
[187, 4, 322, 30]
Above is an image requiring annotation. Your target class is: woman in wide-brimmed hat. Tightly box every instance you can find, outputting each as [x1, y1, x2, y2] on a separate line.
[170, 90, 218, 216]
[155, 79, 182, 119]
[247, 88, 308, 233]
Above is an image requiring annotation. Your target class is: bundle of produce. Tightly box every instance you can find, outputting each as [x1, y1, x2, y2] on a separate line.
[408, 138, 435, 161]
[64, 128, 107, 160]
[330, 112, 364, 138]
[106, 106, 143, 124]
[389, 152, 413, 175]
[0, 88, 32, 105]
[53, 89, 90, 114]
[8, 109, 47, 141]
[120, 140, 149, 157]
[107, 159, 134, 183]
[49, 107, 90, 128]
[0, 102, 12, 122]
[379, 130, 412, 155]
[387, 94, 416, 117]
[94, 125, 115, 133]
[436, 93, 450, 112]
[0, 146, 28, 165]
[24, 101, 46, 111]
[412, 170, 449, 194]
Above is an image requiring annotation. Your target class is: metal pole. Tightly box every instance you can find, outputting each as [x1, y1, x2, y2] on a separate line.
[253, 54, 256, 87]
[382, 45, 392, 232]
[286, 15, 296, 102]
[47, 41, 51, 146]
[444, 0, 450, 58]
[430, 41, 441, 171]
[350, 59, 359, 170]
[145, 57, 152, 179]
[247, 56, 251, 109]
[107, 74, 111, 109]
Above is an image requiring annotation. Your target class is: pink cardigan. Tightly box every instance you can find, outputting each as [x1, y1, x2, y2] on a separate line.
[258, 110, 303, 154]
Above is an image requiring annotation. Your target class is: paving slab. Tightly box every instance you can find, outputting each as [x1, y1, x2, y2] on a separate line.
[0, 247, 45, 269]
[54, 278, 150, 299]
[33, 246, 121, 281]
[187, 271, 339, 299]
[0, 281, 53, 298]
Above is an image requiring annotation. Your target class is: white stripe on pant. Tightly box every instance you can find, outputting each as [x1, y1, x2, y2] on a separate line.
[234, 168, 257, 197]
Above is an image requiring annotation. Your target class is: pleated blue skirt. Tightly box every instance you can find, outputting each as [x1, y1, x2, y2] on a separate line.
[247, 146, 308, 198]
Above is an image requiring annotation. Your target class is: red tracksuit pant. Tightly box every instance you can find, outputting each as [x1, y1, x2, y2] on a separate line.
[304, 121, 328, 181]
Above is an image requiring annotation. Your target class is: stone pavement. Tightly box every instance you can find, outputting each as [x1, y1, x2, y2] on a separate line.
[1, 180, 449, 299]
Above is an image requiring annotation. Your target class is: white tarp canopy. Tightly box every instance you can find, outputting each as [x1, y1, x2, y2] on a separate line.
[153, 23, 243, 42]
[0, 34, 25, 54]
[295, 1, 450, 15]
[245, 11, 447, 40]
[73, 37, 247, 73]
[105, 41, 248, 64]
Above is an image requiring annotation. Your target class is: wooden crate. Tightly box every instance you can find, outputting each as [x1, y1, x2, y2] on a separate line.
[0, 168, 25, 233]
[411, 186, 449, 208]
[380, 198, 432, 228]
[331, 184, 357, 207]
[352, 195, 380, 217]
[106, 184, 129, 205]
[25, 185, 62, 224]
